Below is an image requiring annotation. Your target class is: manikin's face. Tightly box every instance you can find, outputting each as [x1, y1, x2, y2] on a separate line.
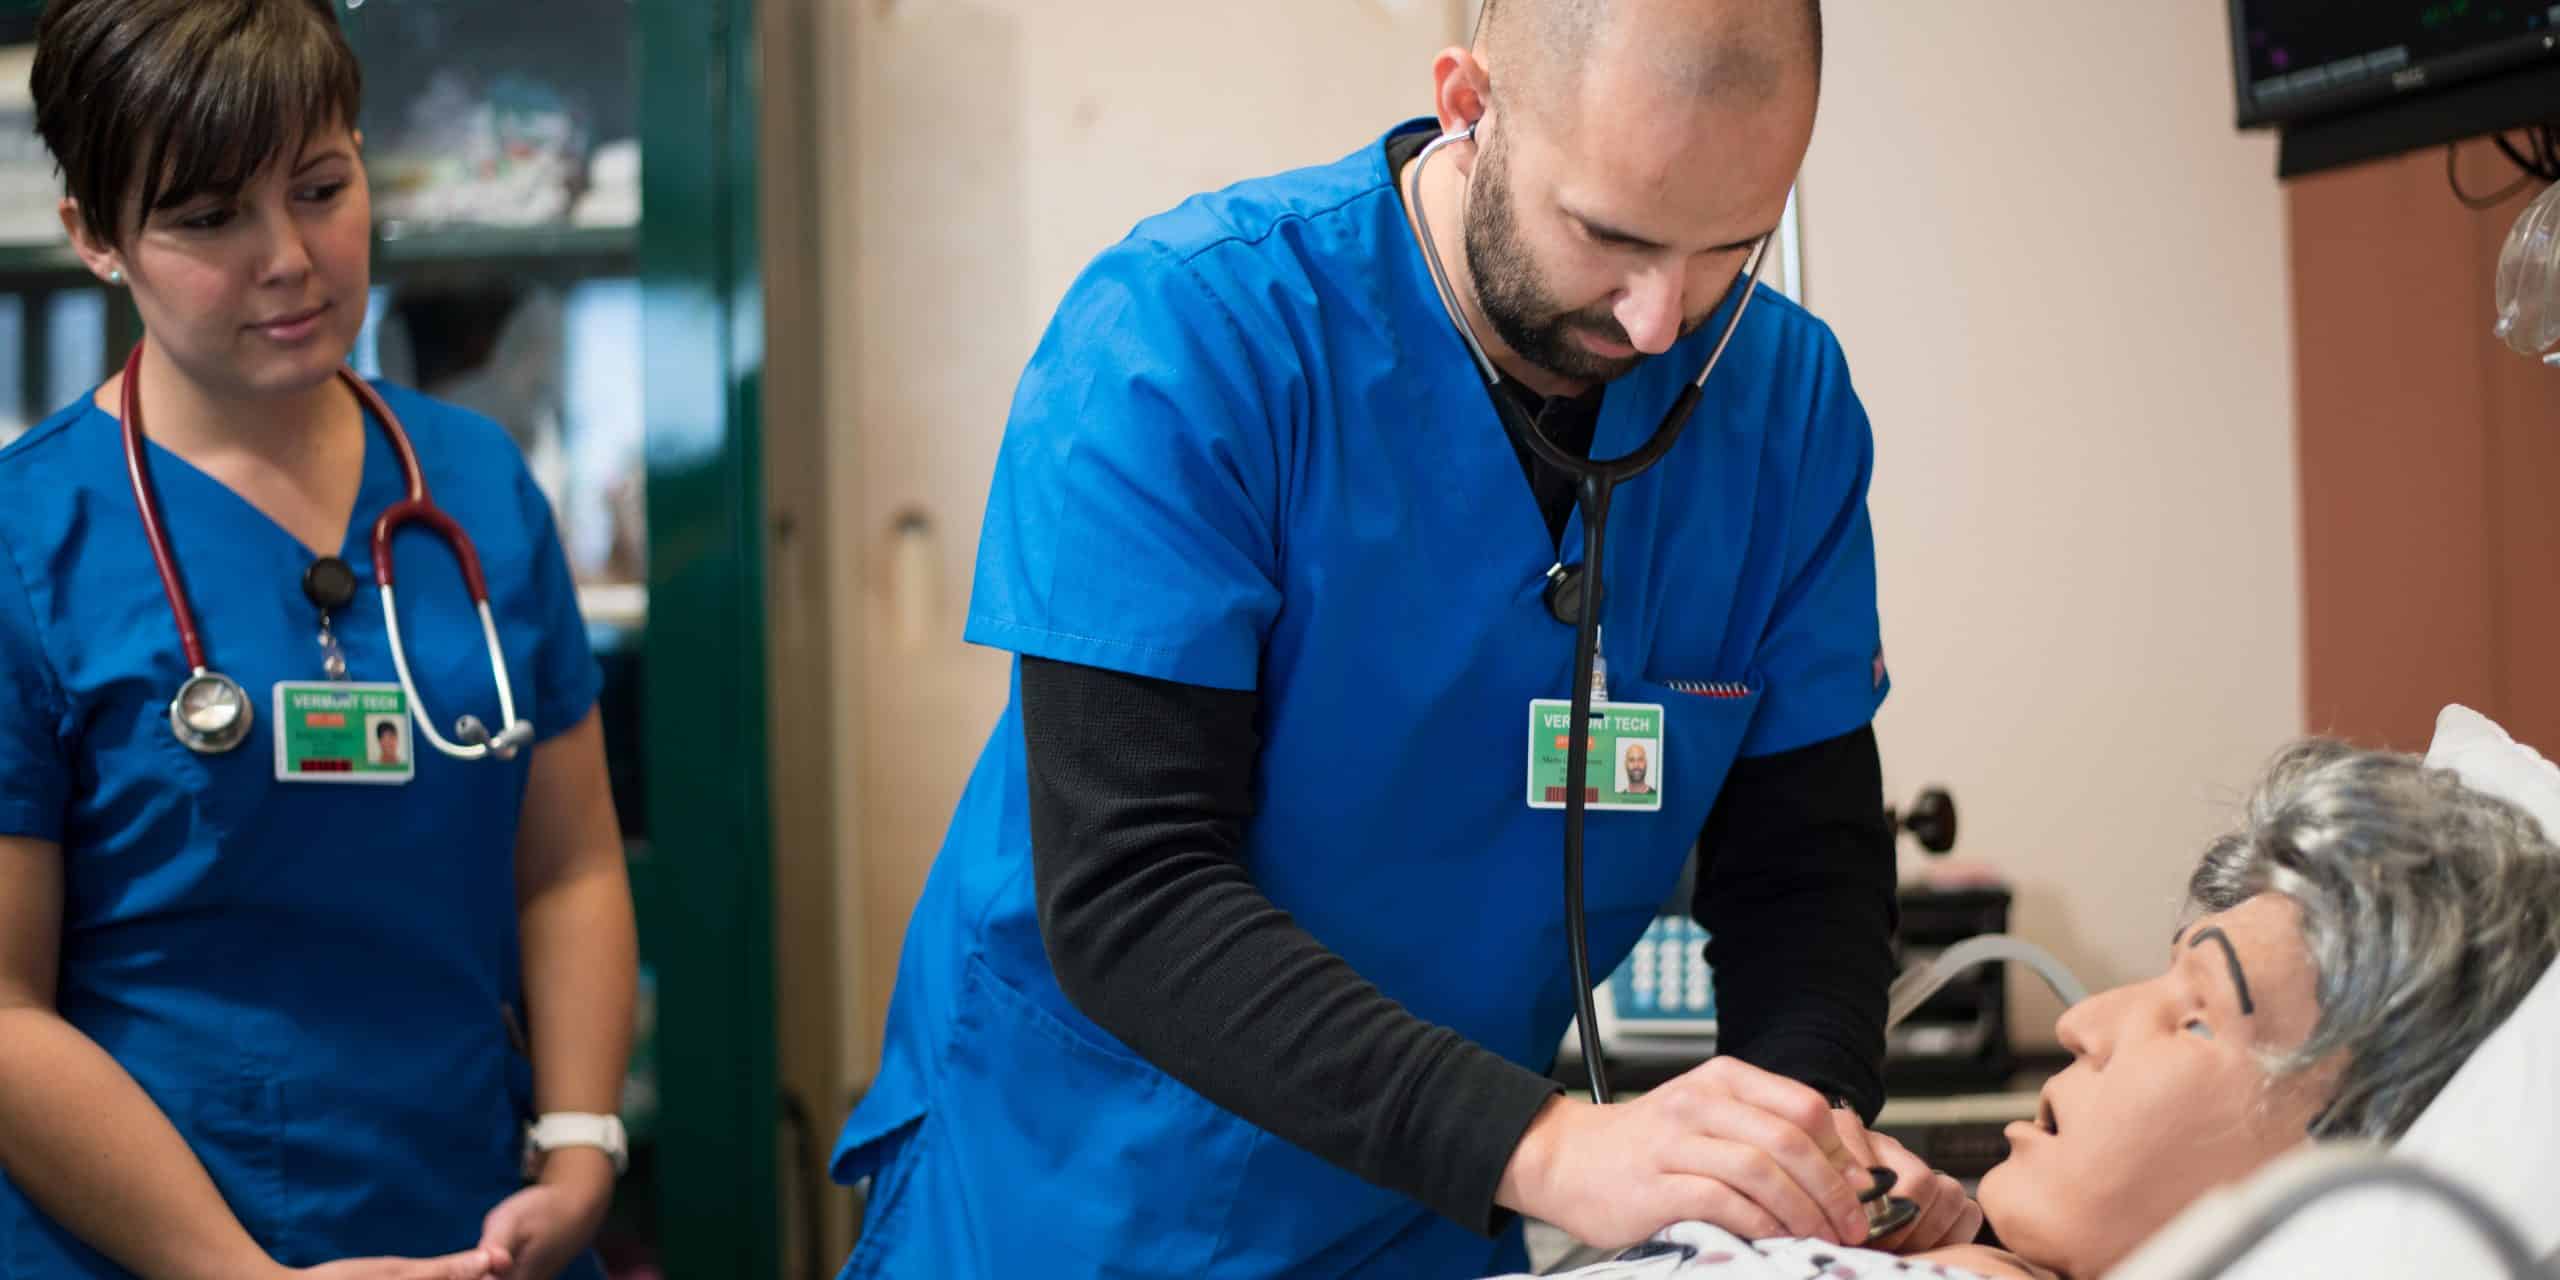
[1977, 895, 2339, 1278]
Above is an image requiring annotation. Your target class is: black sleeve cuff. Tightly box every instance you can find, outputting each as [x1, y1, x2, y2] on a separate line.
[1405, 1047, 1564, 1235]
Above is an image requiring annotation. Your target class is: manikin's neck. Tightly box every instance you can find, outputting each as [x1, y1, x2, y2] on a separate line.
[1399, 141, 1590, 402]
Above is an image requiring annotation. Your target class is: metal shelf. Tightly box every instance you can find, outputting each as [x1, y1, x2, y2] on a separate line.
[374, 221, 639, 266]
[578, 581, 650, 630]
[0, 242, 87, 282]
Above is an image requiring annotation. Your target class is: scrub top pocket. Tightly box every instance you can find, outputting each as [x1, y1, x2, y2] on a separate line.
[1573, 678, 1762, 919]
[939, 955, 1254, 1275]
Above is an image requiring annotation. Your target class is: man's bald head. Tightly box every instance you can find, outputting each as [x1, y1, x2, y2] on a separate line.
[1415, 0, 1823, 394]
[1475, 0, 1821, 133]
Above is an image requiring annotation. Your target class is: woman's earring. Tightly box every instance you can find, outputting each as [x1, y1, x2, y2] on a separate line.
[106, 268, 123, 285]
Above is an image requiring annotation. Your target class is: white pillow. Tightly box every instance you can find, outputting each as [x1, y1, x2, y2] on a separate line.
[2390, 944, 2560, 1261]
[2424, 704, 2560, 845]
[2398, 705, 2560, 1259]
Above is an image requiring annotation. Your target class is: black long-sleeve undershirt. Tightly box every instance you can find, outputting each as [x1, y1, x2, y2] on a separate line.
[1023, 658, 1897, 1235]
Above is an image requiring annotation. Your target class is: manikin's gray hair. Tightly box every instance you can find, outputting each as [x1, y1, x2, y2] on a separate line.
[2186, 739, 2560, 1140]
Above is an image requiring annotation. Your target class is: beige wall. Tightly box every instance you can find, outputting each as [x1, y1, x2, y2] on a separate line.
[1799, 2, 2305, 1045]
[812, 0, 1470, 1094]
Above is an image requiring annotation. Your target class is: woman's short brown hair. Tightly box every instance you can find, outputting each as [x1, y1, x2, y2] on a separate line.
[31, 0, 362, 248]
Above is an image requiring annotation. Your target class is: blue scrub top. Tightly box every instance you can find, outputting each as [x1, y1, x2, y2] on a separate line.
[0, 381, 603, 1278]
[834, 121, 1888, 1280]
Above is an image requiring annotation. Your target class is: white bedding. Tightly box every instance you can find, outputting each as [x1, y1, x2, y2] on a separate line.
[1493, 1222, 1992, 1279]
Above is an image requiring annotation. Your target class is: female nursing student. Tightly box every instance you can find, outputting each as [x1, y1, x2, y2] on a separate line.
[0, 2, 637, 1278]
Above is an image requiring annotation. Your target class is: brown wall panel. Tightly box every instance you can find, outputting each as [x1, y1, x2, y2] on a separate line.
[2290, 143, 2560, 753]
[2485, 188, 2560, 752]
[2291, 149, 2500, 750]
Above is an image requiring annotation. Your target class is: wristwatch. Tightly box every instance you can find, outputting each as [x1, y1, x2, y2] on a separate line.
[522, 1112, 629, 1177]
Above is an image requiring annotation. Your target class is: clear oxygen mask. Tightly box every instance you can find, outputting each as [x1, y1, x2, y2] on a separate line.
[2493, 180, 2560, 367]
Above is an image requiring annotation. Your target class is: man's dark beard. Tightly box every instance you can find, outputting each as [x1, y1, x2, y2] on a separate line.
[1462, 129, 1646, 387]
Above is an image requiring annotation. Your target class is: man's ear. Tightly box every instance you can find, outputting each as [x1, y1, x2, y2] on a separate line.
[1428, 47, 1491, 176]
[57, 198, 124, 286]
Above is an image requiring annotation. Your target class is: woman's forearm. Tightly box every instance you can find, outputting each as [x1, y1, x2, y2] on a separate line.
[517, 856, 637, 1124]
[0, 1005, 283, 1280]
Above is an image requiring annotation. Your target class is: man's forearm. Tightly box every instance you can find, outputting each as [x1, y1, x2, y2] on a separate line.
[1022, 656, 1561, 1234]
[1694, 725, 1898, 1118]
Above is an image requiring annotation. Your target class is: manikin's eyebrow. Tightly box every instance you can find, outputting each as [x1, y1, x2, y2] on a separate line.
[2176, 925, 2257, 1016]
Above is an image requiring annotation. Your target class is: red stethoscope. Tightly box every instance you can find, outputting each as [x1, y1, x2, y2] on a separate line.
[119, 342, 534, 761]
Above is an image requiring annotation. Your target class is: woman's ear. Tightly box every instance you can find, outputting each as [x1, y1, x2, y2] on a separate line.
[57, 198, 123, 286]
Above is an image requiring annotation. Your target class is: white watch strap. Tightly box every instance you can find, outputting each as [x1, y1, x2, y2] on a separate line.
[525, 1112, 628, 1175]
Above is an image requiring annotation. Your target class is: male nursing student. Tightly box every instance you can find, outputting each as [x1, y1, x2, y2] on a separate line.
[833, 1, 1978, 1276]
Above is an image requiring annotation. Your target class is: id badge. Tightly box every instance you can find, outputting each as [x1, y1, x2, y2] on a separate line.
[273, 682, 416, 784]
[1526, 699, 1663, 811]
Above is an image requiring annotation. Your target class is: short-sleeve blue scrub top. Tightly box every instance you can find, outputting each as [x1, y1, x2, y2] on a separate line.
[0, 380, 605, 1279]
[831, 120, 1890, 1280]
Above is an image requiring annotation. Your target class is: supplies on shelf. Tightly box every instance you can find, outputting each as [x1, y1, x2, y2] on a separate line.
[370, 70, 637, 231]
[0, 46, 62, 245]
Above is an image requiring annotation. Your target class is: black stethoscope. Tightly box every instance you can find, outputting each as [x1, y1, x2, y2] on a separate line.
[1408, 121, 1922, 1247]
[1405, 118, 1769, 1107]
[119, 342, 535, 761]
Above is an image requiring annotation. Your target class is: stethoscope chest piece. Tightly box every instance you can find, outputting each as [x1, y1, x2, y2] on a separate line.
[171, 670, 254, 754]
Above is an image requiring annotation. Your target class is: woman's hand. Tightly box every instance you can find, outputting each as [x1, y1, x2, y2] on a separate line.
[291, 1246, 509, 1280]
[474, 1148, 614, 1280]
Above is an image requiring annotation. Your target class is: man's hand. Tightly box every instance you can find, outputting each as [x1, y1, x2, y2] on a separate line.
[475, 1148, 614, 1280]
[1496, 1057, 1873, 1251]
[1829, 1107, 1983, 1253]
[291, 1247, 509, 1280]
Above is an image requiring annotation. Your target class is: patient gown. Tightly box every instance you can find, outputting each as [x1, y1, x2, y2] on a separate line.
[1498, 1222, 1995, 1279]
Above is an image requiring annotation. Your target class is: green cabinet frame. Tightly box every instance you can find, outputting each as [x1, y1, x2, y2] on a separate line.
[634, 0, 781, 1275]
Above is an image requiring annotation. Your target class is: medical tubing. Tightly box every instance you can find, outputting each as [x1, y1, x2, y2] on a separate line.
[476, 600, 528, 742]
[373, 497, 493, 602]
[341, 373, 429, 504]
[1886, 935, 2091, 1031]
[1406, 128, 1500, 384]
[2167, 1161, 2548, 1280]
[378, 584, 452, 755]
[1567, 472, 1617, 1106]
[117, 344, 210, 673]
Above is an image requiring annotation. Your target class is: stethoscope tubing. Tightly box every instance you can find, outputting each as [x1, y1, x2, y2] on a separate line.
[1406, 122, 1771, 1107]
[118, 341, 529, 761]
